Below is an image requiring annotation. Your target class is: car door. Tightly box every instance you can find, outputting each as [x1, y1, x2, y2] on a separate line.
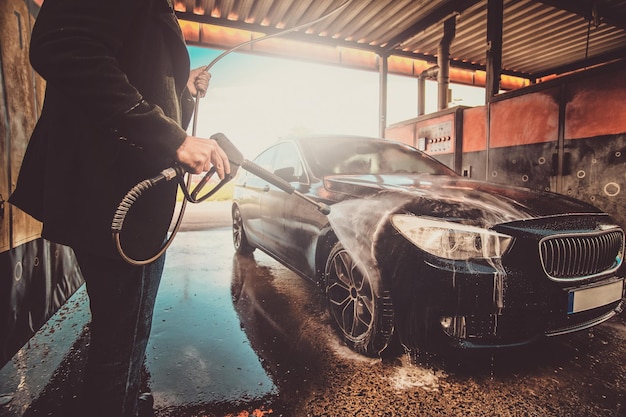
[255, 143, 293, 262]
[265, 142, 312, 274]
[237, 147, 277, 247]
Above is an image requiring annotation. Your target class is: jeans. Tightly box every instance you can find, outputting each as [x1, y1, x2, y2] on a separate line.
[74, 250, 165, 417]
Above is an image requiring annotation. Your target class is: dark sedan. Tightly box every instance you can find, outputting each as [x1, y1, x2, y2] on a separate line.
[231, 135, 625, 356]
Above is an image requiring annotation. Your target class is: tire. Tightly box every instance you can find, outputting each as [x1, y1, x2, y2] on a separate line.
[232, 205, 255, 255]
[324, 242, 394, 356]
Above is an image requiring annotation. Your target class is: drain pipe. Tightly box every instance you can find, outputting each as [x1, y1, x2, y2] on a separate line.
[418, 65, 438, 116]
[417, 16, 456, 115]
[437, 16, 456, 111]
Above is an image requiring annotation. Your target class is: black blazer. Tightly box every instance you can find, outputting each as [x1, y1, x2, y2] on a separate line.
[10, 0, 195, 260]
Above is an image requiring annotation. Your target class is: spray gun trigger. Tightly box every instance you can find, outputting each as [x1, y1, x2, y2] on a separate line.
[210, 132, 243, 177]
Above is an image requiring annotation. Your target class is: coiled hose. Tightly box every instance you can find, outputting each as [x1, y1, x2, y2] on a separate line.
[112, 167, 182, 265]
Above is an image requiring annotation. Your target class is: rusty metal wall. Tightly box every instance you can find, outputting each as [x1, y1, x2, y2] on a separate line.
[386, 60, 626, 231]
[487, 61, 626, 229]
[487, 86, 561, 193]
[561, 70, 626, 229]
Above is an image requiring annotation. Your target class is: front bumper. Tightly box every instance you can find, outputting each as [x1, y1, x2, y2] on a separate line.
[377, 237, 625, 350]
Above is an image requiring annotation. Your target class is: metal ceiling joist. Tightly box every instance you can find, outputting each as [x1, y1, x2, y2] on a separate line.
[537, 0, 626, 31]
[382, 0, 481, 54]
[486, 0, 503, 99]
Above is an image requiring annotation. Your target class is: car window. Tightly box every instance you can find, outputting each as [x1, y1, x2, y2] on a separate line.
[247, 146, 278, 187]
[299, 137, 457, 177]
[272, 142, 307, 183]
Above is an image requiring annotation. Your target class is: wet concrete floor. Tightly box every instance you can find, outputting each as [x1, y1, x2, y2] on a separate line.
[4, 201, 626, 416]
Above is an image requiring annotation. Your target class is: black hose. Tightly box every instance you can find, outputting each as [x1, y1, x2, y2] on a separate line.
[111, 167, 180, 265]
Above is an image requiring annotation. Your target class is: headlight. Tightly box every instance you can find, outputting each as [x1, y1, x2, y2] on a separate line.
[391, 215, 513, 260]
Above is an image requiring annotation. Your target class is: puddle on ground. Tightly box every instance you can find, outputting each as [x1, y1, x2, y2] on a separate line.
[146, 229, 277, 408]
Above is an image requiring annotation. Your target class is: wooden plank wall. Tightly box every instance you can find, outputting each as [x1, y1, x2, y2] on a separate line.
[1, 0, 44, 253]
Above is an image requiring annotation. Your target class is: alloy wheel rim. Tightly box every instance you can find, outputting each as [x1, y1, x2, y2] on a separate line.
[233, 210, 243, 249]
[326, 249, 375, 342]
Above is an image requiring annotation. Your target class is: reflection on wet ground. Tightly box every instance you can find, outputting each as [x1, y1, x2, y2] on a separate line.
[148, 226, 362, 416]
[3, 204, 626, 417]
[146, 229, 277, 415]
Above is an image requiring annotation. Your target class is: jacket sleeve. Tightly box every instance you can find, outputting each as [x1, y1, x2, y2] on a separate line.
[29, 0, 188, 157]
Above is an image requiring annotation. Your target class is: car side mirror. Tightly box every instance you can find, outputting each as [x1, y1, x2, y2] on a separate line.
[274, 166, 298, 183]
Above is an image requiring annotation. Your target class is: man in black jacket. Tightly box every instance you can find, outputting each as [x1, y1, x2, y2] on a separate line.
[9, 1, 230, 416]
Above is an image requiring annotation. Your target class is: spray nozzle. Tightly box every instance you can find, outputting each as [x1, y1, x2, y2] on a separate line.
[208, 133, 331, 215]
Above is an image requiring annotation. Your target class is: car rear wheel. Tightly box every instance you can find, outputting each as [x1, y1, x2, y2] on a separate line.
[232, 205, 255, 255]
[324, 242, 394, 356]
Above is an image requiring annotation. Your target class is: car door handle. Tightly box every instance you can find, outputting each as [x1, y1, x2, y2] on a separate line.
[263, 185, 270, 192]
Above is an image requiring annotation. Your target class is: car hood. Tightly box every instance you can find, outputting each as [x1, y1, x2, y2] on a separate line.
[323, 174, 605, 228]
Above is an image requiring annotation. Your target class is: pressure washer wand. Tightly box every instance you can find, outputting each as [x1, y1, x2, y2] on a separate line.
[112, 132, 330, 265]
[211, 132, 331, 215]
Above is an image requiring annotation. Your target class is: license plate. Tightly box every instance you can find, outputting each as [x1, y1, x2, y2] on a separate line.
[567, 279, 624, 314]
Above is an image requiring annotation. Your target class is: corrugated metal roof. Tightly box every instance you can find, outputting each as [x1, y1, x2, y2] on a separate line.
[176, 0, 626, 82]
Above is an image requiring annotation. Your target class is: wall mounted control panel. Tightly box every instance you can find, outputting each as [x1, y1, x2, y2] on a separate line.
[385, 106, 465, 173]
[416, 120, 454, 154]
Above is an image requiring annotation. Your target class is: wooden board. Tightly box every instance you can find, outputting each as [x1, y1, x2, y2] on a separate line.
[1, 0, 44, 253]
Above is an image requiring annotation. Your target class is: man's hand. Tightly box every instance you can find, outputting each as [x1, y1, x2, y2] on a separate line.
[176, 136, 231, 178]
[187, 67, 210, 98]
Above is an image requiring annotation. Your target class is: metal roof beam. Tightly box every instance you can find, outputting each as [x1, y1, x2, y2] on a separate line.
[485, 0, 503, 101]
[382, 0, 482, 52]
[179, 11, 535, 80]
[176, 11, 384, 52]
[536, 0, 626, 31]
[531, 47, 626, 79]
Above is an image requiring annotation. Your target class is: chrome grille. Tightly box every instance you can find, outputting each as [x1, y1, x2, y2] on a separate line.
[540, 230, 624, 281]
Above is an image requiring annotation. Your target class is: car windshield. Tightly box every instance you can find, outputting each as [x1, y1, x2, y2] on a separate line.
[298, 137, 457, 177]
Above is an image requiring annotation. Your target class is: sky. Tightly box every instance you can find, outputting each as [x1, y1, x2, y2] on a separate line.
[187, 46, 485, 159]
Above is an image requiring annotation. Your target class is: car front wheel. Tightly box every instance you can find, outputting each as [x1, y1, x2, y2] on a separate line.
[232, 205, 255, 255]
[324, 242, 394, 356]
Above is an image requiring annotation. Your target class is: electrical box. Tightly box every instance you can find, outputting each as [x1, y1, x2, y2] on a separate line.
[417, 120, 454, 154]
[386, 106, 466, 174]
